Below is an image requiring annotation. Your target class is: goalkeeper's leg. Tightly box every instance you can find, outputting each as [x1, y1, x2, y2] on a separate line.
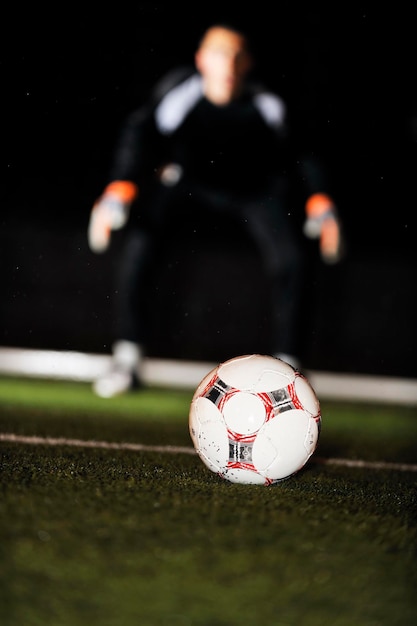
[93, 230, 154, 397]
[242, 201, 305, 369]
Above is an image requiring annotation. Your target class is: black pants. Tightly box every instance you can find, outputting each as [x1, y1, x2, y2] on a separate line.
[114, 190, 305, 358]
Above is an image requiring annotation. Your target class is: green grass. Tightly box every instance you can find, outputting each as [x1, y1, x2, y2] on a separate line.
[0, 376, 416, 626]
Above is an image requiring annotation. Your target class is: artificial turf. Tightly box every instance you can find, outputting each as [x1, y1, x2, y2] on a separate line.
[0, 376, 416, 626]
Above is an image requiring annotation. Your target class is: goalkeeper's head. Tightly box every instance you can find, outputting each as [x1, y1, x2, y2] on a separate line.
[195, 24, 253, 106]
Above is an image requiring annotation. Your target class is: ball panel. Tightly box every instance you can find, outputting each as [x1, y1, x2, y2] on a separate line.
[222, 391, 266, 435]
[294, 374, 321, 416]
[222, 467, 267, 485]
[219, 354, 294, 392]
[190, 395, 222, 426]
[253, 410, 319, 480]
[190, 397, 229, 473]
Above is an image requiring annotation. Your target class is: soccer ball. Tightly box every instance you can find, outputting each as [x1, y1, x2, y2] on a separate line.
[189, 354, 321, 485]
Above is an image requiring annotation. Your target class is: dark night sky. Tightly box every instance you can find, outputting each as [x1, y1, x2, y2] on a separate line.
[3, 3, 415, 245]
[1, 2, 416, 374]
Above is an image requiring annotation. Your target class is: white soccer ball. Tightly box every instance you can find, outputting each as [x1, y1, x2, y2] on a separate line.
[189, 354, 321, 485]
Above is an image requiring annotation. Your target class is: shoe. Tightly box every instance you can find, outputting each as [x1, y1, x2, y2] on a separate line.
[93, 368, 141, 398]
[92, 340, 144, 398]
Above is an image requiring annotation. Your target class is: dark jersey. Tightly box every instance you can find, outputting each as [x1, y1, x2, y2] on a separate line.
[109, 70, 292, 197]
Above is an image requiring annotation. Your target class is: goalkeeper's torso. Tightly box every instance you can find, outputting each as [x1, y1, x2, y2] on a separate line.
[109, 68, 292, 201]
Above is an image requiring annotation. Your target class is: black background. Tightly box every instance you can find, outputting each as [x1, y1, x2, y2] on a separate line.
[1, 2, 416, 377]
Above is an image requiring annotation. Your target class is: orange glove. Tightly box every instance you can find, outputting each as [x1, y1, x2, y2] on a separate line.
[304, 193, 343, 264]
[88, 181, 138, 253]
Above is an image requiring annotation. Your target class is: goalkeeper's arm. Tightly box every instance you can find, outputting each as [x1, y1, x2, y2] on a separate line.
[303, 193, 344, 264]
[87, 180, 139, 253]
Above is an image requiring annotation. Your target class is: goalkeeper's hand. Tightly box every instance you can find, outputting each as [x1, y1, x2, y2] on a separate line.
[88, 181, 139, 253]
[303, 193, 343, 264]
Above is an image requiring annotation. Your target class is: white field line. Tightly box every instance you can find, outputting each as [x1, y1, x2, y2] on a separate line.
[0, 433, 194, 456]
[1, 347, 417, 405]
[1, 432, 417, 473]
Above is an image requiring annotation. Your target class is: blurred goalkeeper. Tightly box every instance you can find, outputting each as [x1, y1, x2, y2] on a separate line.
[88, 23, 343, 397]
